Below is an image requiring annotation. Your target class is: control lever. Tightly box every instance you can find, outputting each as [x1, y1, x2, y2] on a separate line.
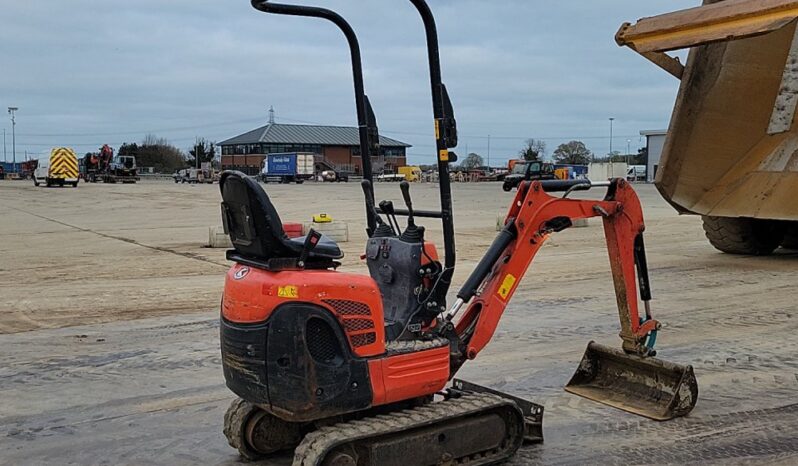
[361, 180, 393, 237]
[400, 181, 415, 227]
[379, 200, 401, 236]
[399, 181, 424, 243]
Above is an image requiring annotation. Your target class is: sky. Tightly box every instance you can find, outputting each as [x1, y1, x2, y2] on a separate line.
[0, 0, 696, 166]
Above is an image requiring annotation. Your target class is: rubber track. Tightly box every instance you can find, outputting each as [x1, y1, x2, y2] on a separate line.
[5, 204, 227, 268]
[293, 393, 522, 466]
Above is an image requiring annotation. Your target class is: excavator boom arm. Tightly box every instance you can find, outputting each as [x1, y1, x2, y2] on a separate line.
[447, 179, 698, 421]
[454, 179, 657, 359]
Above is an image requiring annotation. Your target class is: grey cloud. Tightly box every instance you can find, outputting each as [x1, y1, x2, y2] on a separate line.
[1, 0, 695, 162]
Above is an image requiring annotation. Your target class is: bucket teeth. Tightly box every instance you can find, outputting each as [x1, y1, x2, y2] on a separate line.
[564, 341, 698, 421]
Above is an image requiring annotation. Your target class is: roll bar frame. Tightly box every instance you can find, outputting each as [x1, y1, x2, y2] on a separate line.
[251, 0, 380, 235]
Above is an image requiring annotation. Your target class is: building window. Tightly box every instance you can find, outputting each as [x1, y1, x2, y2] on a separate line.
[380, 147, 406, 158]
[261, 144, 323, 154]
[352, 146, 406, 157]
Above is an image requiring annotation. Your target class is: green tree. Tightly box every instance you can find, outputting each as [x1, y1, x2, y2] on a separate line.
[553, 141, 592, 165]
[118, 143, 139, 158]
[519, 139, 546, 161]
[461, 152, 484, 169]
[188, 138, 217, 168]
[634, 147, 648, 165]
[120, 135, 186, 173]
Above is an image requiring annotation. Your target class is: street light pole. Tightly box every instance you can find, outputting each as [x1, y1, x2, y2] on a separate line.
[8, 107, 18, 173]
[3, 128, 6, 163]
[627, 139, 632, 165]
[487, 134, 491, 169]
[609, 117, 615, 158]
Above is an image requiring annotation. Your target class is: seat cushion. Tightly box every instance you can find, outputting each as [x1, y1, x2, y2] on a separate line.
[220, 171, 343, 263]
[289, 234, 344, 260]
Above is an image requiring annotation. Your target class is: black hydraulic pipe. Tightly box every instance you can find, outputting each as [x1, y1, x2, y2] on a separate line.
[251, 0, 379, 235]
[634, 234, 652, 302]
[409, 0, 457, 286]
[382, 208, 443, 219]
[457, 219, 518, 302]
[538, 179, 610, 193]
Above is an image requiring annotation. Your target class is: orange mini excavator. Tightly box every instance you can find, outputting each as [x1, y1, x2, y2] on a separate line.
[218, 1, 699, 465]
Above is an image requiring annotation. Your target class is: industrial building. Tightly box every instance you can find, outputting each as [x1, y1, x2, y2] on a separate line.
[219, 123, 411, 175]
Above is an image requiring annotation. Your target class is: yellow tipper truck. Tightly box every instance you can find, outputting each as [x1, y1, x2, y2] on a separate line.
[398, 166, 422, 182]
[618, 0, 798, 254]
[33, 147, 80, 188]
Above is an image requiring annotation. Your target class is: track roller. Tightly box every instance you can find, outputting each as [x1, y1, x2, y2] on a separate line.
[223, 398, 302, 461]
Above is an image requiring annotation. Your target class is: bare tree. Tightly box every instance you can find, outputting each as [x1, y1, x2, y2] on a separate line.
[519, 139, 546, 161]
[461, 152, 484, 169]
[553, 141, 592, 164]
[142, 134, 170, 147]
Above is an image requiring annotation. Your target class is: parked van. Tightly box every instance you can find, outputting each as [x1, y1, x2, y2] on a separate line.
[34, 147, 79, 187]
[626, 165, 647, 182]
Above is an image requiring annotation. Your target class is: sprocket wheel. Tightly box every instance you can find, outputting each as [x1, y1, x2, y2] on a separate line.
[223, 398, 302, 461]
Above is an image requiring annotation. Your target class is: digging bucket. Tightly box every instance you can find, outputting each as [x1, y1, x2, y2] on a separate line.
[564, 341, 698, 421]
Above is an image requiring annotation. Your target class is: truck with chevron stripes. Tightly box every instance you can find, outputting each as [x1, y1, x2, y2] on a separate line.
[33, 147, 80, 187]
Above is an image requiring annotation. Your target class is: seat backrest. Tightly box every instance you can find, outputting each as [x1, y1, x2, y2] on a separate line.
[219, 171, 299, 259]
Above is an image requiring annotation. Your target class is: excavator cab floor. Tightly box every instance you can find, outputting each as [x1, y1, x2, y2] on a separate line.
[565, 341, 698, 421]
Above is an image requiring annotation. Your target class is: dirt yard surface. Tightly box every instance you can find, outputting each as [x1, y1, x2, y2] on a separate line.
[1, 178, 797, 465]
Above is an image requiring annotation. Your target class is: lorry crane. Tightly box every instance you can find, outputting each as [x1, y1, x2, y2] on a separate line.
[217, 1, 699, 465]
[84, 145, 139, 184]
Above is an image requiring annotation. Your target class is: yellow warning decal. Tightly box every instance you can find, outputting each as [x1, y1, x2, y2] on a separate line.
[439, 149, 449, 162]
[497, 274, 516, 300]
[278, 286, 299, 299]
[435, 120, 440, 140]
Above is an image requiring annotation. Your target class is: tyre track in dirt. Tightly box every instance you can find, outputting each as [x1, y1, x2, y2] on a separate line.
[4, 204, 228, 269]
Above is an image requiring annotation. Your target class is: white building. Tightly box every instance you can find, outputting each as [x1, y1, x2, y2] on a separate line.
[640, 130, 668, 183]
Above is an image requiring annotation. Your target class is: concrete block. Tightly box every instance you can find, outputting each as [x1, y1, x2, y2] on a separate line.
[208, 226, 232, 248]
[496, 214, 505, 232]
[304, 222, 349, 243]
[572, 218, 590, 228]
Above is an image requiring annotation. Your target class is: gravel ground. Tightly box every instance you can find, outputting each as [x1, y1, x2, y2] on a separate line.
[1, 178, 796, 465]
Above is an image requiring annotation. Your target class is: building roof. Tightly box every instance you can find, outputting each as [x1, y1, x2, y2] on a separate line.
[219, 123, 411, 148]
[640, 129, 668, 136]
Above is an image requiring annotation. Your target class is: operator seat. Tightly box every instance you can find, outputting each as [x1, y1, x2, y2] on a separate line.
[219, 171, 343, 267]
